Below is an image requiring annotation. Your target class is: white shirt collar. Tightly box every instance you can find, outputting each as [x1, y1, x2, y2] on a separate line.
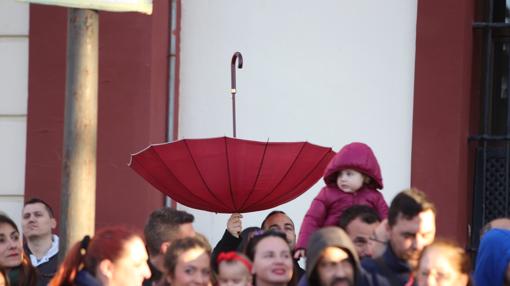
[30, 235, 59, 267]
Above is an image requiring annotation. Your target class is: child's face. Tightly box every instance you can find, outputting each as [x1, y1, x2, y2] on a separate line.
[336, 169, 365, 193]
[218, 261, 252, 286]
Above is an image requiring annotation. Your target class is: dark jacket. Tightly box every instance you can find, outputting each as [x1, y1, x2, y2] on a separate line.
[301, 226, 372, 286]
[211, 229, 242, 270]
[23, 243, 59, 286]
[296, 142, 388, 250]
[475, 228, 510, 286]
[142, 261, 165, 286]
[74, 270, 102, 286]
[361, 244, 414, 286]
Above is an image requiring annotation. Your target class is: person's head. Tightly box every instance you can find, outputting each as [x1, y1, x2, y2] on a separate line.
[336, 169, 370, 193]
[237, 227, 262, 254]
[306, 227, 358, 286]
[474, 228, 510, 286]
[50, 227, 151, 286]
[480, 217, 510, 236]
[22, 198, 56, 240]
[217, 252, 253, 286]
[323, 142, 383, 191]
[246, 231, 293, 286]
[417, 240, 471, 286]
[387, 188, 436, 268]
[338, 205, 381, 258]
[0, 214, 22, 270]
[0, 214, 36, 286]
[164, 236, 211, 286]
[144, 208, 195, 270]
[260, 211, 296, 250]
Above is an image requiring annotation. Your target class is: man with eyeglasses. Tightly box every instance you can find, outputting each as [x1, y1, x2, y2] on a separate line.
[337, 205, 381, 259]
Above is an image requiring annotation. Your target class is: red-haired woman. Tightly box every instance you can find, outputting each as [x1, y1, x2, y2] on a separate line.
[49, 227, 151, 286]
[0, 214, 36, 286]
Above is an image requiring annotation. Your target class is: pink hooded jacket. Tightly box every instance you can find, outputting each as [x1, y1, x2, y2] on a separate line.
[295, 142, 388, 250]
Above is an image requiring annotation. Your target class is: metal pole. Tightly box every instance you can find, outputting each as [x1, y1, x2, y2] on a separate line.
[230, 52, 243, 138]
[59, 8, 98, 258]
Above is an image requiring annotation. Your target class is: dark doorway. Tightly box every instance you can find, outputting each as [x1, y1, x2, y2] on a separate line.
[470, 0, 510, 251]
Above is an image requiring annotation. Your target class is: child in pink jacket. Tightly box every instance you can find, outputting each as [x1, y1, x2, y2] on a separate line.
[295, 142, 388, 253]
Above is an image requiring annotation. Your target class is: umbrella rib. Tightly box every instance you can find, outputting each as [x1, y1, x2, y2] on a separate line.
[224, 137, 237, 211]
[239, 139, 270, 211]
[266, 147, 333, 207]
[183, 140, 228, 210]
[248, 142, 307, 208]
[133, 149, 215, 210]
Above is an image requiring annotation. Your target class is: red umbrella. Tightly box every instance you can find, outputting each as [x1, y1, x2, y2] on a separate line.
[129, 52, 335, 213]
[129, 137, 334, 213]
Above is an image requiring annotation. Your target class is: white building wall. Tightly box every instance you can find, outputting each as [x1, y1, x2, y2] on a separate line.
[177, 0, 418, 246]
[0, 0, 29, 229]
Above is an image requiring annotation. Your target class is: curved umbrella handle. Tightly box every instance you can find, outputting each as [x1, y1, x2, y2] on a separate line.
[231, 52, 243, 138]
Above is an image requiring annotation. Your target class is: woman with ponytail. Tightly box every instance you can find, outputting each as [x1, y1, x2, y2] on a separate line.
[49, 227, 151, 286]
[0, 214, 36, 286]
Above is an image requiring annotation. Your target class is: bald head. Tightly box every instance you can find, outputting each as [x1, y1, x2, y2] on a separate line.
[481, 217, 510, 236]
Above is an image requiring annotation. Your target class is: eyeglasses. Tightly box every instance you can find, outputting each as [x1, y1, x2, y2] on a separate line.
[368, 231, 386, 245]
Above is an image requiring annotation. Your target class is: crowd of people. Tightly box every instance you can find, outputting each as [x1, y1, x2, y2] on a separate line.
[1, 142, 510, 286]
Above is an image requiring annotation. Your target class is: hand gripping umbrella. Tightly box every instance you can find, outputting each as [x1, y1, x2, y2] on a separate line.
[129, 52, 335, 213]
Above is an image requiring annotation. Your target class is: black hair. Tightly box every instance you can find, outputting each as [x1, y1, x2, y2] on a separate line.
[144, 208, 194, 255]
[24, 198, 55, 218]
[237, 227, 262, 254]
[388, 188, 436, 227]
[0, 213, 18, 233]
[260, 210, 292, 229]
[337, 205, 381, 229]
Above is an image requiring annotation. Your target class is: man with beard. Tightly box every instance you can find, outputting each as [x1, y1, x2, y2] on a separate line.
[362, 188, 436, 286]
[298, 226, 371, 286]
[337, 205, 381, 259]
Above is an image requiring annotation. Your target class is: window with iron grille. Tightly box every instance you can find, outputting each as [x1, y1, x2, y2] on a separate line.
[470, 0, 510, 251]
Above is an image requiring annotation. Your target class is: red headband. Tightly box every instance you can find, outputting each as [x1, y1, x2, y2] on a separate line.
[217, 251, 252, 272]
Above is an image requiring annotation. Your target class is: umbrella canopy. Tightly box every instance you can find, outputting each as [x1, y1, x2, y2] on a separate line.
[129, 136, 335, 213]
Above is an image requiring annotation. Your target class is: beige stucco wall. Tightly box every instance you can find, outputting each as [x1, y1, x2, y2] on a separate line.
[0, 0, 29, 228]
